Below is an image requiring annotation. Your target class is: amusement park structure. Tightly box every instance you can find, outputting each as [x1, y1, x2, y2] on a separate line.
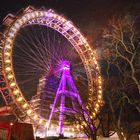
[0, 6, 103, 138]
[47, 60, 84, 136]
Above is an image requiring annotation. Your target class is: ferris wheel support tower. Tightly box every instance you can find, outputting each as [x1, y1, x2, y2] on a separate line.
[47, 61, 84, 136]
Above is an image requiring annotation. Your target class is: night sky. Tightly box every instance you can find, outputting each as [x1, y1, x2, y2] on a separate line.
[0, 0, 140, 37]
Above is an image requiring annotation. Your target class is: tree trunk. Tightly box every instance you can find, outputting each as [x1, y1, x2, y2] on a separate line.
[89, 133, 97, 140]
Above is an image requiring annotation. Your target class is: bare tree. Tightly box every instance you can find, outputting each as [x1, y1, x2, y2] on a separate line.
[68, 104, 101, 140]
[96, 15, 140, 140]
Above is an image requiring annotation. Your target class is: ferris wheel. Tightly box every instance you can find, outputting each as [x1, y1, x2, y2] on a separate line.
[0, 6, 103, 134]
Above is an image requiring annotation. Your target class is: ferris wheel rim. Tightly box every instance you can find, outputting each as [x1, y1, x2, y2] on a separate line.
[2, 9, 103, 128]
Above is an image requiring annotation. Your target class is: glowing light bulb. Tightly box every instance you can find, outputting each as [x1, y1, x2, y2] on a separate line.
[51, 125, 54, 129]
[95, 108, 98, 112]
[40, 11, 44, 16]
[22, 16, 27, 23]
[96, 103, 99, 108]
[10, 82, 16, 87]
[17, 97, 23, 102]
[33, 114, 37, 120]
[17, 20, 23, 25]
[23, 103, 28, 108]
[14, 23, 20, 29]
[5, 44, 11, 49]
[98, 80, 102, 84]
[98, 90, 102, 94]
[98, 95, 102, 99]
[93, 112, 96, 117]
[98, 76, 101, 79]
[10, 122, 13, 126]
[8, 74, 13, 79]
[6, 38, 12, 44]
[45, 123, 48, 128]
[96, 66, 99, 69]
[31, 13, 35, 18]
[76, 125, 80, 129]
[5, 67, 11, 71]
[26, 14, 31, 20]
[13, 89, 19, 95]
[98, 99, 101, 103]
[5, 52, 10, 56]
[39, 119, 43, 124]
[35, 11, 39, 17]
[9, 32, 14, 38]
[27, 109, 32, 115]
[5, 59, 11, 63]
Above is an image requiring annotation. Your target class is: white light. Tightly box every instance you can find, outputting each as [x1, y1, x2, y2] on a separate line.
[98, 95, 102, 99]
[31, 13, 35, 18]
[45, 122, 49, 128]
[35, 11, 39, 17]
[83, 38, 87, 43]
[39, 119, 43, 124]
[40, 11, 44, 16]
[10, 122, 13, 126]
[22, 16, 27, 23]
[5, 44, 11, 49]
[93, 112, 96, 116]
[9, 33, 14, 38]
[26, 14, 31, 20]
[8, 74, 13, 79]
[17, 97, 23, 102]
[27, 109, 32, 115]
[95, 108, 98, 112]
[23, 103, 28, 109]
[5, 67, 11, 71]
[96, 103, 99, 108]
[98, 79, 102, 84]
[5, 59, 11, 63]
[6, 38, 12, 44]
[51, 125, 54, 129]
[94, 61, 97, 64]
[33, 114, 37, 120]
[13, 89, 19, 95]
[14, 23, 20, 29]
[17, 19, 23, 25]
[47, 13, 54, 17]
[98, 90, 102, 94]
[10, 82, 16, 87]
[5, 52, 10, 56]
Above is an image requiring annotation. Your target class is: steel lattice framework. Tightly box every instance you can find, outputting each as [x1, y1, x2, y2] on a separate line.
[0, 6, 103, 128]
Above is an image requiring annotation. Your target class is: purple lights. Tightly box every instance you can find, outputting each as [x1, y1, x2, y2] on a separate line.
[60, 60, 70, 71]
[47, 60, 84, 136]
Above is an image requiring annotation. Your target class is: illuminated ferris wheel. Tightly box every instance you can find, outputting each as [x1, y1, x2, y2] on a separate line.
[0, 6, 102, 135]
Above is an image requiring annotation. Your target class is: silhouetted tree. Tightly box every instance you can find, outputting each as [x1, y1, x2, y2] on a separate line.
[97, 15, 140, 140]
